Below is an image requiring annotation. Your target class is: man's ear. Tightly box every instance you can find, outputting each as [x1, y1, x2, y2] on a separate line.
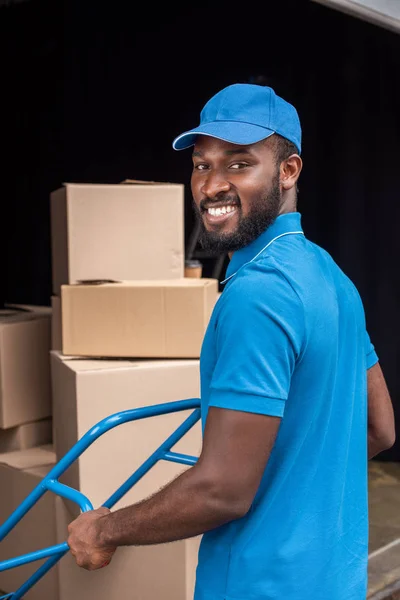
[280, 155, 302, 191]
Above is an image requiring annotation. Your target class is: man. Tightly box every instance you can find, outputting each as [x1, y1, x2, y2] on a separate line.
[67, 84, 395, 599]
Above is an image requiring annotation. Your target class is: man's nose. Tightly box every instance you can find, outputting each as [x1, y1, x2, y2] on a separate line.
[201, 171, 231, 199]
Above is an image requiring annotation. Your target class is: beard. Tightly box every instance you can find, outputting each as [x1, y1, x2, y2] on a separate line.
[193, 171, 282, 254]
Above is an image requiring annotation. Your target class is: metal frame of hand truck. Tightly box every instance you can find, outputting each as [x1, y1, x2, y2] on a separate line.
[0, 398, 201, 600]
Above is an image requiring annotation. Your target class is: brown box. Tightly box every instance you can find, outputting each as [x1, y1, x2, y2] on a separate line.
[55, 497, 200, 600]
[50, 182, 184, 295]
[50, 351, 202, 514]
[61, 278, 218, 359]
[0, 447, 57, 600]
[50, 351, 202, 598]
[0, 418, 52, 453]
[51, 296, 62, 351]
[0, 309, 51, 428]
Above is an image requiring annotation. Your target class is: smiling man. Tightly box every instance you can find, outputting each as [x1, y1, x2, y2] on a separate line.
[67, 84, 395, 600]
[191, 138, 284, 254]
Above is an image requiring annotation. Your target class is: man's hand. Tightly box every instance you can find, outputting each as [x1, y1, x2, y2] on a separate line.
[67, 507, 117, 571]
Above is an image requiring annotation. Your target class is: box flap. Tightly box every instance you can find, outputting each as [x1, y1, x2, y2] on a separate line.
[0, 309, 40, 325]
[0, 446, 56, 470]
[63, 278, 217, 290]
[61, 181, 181, 188]
[51, 350, 199, 373]
[25, 464, 55, 477]
[121, 179, 178, 186]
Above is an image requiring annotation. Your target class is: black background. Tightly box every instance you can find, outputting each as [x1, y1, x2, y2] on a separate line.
[2, 0, 399, 459]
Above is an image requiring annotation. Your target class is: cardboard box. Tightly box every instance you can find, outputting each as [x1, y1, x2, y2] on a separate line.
[61, 278, 218, 358]
[0, 418, 52, 453]
[0, 309, 51, 428]
[50, 351, 202, 514]
[55, 497, 200, 600]
[51, 296, 62, 351]
[0, 447, 57, 600]
[50, 182, 184, 295]
[50, 352, 202, 598]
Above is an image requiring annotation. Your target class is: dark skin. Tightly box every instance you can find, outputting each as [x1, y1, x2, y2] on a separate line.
[191, 136, 302, 241]
[367, 363, 395, 459]
[67, 136, 394, 570]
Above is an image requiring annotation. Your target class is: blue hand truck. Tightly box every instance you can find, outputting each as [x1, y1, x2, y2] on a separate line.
[0, 398, 201, 599]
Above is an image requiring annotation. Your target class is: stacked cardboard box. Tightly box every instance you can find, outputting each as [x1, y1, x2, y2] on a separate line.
[46, 181, 216, 599]
[0, 307, 52, 452]
[50, 181, 217, 359]
[51, 354, 203, 600]
[50, 181, 185, 294]
[0, 307, 53, 598]
[0, 446, 57, 600]
[60, 278, 217, 358]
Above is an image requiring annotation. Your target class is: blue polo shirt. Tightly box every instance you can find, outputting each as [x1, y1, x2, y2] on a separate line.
[195, 212, 378, 600]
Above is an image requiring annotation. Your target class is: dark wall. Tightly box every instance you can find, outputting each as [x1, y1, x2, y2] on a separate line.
[2, 0, 399, 459]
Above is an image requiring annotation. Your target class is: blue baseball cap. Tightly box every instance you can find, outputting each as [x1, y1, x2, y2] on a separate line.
[172, 83, 302, 154]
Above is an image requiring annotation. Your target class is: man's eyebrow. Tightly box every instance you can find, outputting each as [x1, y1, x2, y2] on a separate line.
[192, 151, 202, 157]
[224, 148, 252, 156]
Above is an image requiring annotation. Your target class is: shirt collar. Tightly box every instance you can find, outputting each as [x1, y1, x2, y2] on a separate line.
[224, 212, 303, 282]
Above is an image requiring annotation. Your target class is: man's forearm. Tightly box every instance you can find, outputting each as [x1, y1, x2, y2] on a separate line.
[98, 465, 245, 547]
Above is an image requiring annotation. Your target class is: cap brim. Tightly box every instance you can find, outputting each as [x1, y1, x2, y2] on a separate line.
[172, 121, 275, 150]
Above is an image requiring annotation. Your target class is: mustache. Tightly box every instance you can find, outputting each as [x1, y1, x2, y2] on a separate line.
[199, 195, 241, 212]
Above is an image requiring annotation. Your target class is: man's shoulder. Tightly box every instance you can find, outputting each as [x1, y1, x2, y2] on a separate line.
[221, 256, 304, 313]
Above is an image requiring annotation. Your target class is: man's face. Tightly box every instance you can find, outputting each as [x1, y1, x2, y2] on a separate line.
[191, 136, 282, 253]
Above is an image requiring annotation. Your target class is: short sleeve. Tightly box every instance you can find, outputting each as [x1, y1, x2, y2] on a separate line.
[365, 330, 379, 369]
[209, 265, 305, 418]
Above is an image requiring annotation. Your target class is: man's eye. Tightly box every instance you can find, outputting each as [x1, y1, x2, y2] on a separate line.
[230, 163, 248, 169]
[194, 164, 208, 171]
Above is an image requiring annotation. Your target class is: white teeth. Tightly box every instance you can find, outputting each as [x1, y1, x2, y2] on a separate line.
[207, 206, 236, 216]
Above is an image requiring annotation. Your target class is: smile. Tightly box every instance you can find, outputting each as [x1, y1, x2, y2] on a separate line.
[207, 205, 236, 216]
[203, 205, 238, 225]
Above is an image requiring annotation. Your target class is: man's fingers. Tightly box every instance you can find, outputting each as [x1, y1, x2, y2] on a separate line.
[69, 545, 114, 571]
[66, 507, 115, 570]
[75, 556, 87, 568]
[67, 536, 76, 552]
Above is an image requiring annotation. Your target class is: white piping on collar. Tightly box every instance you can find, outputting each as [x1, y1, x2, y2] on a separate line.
[221, 231, 304, 285]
